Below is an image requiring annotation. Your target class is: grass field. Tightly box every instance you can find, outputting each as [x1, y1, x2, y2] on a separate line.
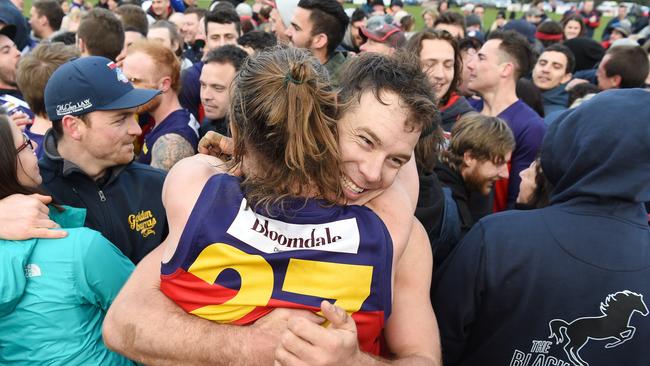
[20, 1, 611, 40]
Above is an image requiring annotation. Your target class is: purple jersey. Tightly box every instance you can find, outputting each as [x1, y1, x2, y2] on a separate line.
[161, 174, 394, 355]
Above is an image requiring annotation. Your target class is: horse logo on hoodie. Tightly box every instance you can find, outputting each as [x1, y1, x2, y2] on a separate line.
[548, 290, 648, 366]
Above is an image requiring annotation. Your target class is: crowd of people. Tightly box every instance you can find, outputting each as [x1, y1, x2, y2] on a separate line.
[0, 0, 649, 364]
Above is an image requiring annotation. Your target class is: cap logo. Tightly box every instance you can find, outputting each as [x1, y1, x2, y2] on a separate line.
[107, 61, 130, 84]
[56, 99, 93, 116]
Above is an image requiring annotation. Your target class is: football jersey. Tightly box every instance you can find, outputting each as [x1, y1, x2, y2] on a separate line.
[161, 174, 393, 355]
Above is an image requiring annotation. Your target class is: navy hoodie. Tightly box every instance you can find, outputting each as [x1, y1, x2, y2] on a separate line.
[432, 89, 650, 366]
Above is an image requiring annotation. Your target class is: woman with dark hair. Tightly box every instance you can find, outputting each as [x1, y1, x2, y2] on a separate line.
[562, 14, 586, 40]
[0, 114, 135, 365]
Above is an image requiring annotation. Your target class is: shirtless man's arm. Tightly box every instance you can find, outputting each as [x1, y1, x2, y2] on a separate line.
[103, 154, 322, 365]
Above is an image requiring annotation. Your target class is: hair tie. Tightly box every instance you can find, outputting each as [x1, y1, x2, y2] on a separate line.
[284, 72, 304, 86]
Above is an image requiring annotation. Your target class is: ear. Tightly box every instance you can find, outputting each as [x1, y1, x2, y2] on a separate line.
[463, 151, 477, 169]
[77, 37, 87, 55]
[159, 76, 172, 92]
[500, 61, 514, 79]
[311, 33, 328, 51]
[561, 72, 572, 84]
[611, 74, 622, 88]
[61, 115, 85, 140]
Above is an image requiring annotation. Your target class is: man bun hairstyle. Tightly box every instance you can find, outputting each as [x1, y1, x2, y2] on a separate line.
[229, 46, 343, 210]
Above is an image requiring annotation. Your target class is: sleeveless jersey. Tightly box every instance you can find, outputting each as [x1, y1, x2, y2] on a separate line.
[137, 109, 199, 165]
[161, 174, 393, 355]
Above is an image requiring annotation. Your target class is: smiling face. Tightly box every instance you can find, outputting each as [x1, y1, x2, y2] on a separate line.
[182, 13, 200, 44]
[151, 0, 169, 17]
[337, 90, 420, 205]
[533, 50, 571, 90]
[420, 38, 455, 101]
[462, 151, 511, 195]
[563, 20, 582, 40]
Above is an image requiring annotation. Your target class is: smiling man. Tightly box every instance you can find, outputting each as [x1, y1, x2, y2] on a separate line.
[532, 44, 575, 122]
[434, 113, 514, 259]
[38, 56, 168, 264]
[104, 51, 441, 366]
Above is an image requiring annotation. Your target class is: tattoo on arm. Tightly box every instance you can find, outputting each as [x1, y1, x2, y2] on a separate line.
[151, 134, 196, 171]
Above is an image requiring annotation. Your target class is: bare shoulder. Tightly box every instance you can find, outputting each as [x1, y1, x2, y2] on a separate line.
[161, 154, 229, 262]
[365, 180, 415, 262]
[151, 133, 196, 171]
[163, 154, 227, 207]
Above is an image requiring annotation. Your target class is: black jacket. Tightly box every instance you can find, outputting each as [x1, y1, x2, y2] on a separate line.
[440, 95, 475, 132]
[433, 89, 650, 366]
[39, 130, 168, 264]
[434, 162, 475, 236]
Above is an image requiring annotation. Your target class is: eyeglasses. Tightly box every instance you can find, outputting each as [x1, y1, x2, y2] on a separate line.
[16, 133, 34, 154]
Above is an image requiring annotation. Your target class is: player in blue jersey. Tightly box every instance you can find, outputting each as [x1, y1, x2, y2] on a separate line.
[105, 47, 441, 366]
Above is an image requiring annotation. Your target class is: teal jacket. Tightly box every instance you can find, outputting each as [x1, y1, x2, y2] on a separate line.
[0, 206, 135, 365]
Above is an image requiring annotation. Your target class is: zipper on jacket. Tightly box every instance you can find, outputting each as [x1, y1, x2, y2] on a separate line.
[98, 190, 107, 202]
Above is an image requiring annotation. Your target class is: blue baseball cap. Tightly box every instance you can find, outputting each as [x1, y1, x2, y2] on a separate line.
[45, 56, 160, 120]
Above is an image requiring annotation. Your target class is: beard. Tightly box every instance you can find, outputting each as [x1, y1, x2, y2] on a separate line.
[463, 166, 494, 196]
[0, 68, 17, 88]
[136, 93, 162, 115]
